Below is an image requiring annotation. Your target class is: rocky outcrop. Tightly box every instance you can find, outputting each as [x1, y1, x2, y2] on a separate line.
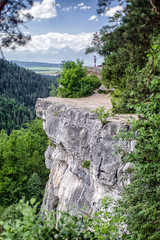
[36, 97, 134, 215]
[86, 66, 102, 79]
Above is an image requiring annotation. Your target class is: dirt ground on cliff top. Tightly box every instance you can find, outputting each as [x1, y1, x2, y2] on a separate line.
[47, 92, 137, 123]
[47, 92, 111, 110]
[68, 92, 112, 111]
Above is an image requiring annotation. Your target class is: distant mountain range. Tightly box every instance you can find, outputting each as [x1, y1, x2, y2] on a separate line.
[12, 60, 61, 68]
[4, 46, 103, 67]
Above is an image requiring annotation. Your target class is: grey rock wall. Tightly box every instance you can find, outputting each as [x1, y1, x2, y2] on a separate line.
[36, 97, 134, 214]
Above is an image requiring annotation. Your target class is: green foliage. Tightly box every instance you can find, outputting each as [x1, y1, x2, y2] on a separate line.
[0, 119, 49, 207]
[0, 59, 58, 133]
[27, 173, 42, 202]
[49, 82, 58, 97]
[101, 49, 129, 89]
[0, 204, 22, 223]
[0, 199, 96, 240]
[58, 60, 101, 98]
[88, 7, 160, 236]
[0, 96, 35, 134]
[82, 160, 90, 169]
[117, 86, 160, 238]
[0, 59, 58, 108]
[111, 36, 160, 113]
[91, 198, 123, 240]
[0, 203, 22, 234]
[92, 107, 112, 125]
[0, 198, 125, 240]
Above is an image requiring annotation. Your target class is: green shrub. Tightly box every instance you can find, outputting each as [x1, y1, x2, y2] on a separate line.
[0, 204, 22, 235]
[91, 107, 113, 125]
[82, 160, 90, 169]
[0, 199, 96, 240]
[0, 198, 124, 240]
[58, 60, 101, 98]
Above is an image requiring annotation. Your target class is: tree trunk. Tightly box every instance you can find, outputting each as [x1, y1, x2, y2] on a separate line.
[149, 0, 160, 15]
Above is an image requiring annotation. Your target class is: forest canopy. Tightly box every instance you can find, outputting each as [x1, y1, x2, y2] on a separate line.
[0, 59, 58, 133]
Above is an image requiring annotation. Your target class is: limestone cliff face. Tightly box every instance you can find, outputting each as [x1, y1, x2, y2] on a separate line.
[36, 97, 134, 215]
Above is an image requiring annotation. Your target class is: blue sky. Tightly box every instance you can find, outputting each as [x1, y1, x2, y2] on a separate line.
[4, 0, 122, 66]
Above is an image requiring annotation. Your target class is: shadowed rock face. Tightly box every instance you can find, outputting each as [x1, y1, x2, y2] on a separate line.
[36, 97, 135, 215]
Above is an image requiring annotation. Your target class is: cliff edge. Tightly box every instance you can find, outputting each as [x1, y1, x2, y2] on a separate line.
[36, 95, 135, 214]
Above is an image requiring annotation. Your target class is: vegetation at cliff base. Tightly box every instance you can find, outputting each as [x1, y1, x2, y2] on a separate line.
[0, 119, 49, 208]
[57, 60, 101, 98]
[0, 198, 122, 240]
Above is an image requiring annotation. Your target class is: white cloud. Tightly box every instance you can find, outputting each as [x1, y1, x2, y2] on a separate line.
[62, 2, 91, 12]
[105, 5, 123, 17]
[22, 0, 57, 19]
[80, 6, 91, 10]
[56, 3, 60, 8]
[88, 15, 98, 21]
[14, 32, 94, 53]
[62, 7, 72, 11]
[78, 3, 84, 7]
[76, 2, 91, 10]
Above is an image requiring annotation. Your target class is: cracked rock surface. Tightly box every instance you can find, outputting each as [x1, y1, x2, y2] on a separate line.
[36, 97, 135, 214]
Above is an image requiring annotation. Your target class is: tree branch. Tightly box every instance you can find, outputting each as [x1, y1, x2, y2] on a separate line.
[149, 0, 160, 15]
[0, 45, 5, 59]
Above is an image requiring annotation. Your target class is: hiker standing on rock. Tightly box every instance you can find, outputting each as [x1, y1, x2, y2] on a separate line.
[94, 55, 96, 67]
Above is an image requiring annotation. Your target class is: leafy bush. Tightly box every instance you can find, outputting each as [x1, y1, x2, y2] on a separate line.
[92, 107, 112, 125]
[58, 60, 101, 98]
[0, 198, 122, 240]
[0, 204, 22, 234]
[0, 199, 96, 240]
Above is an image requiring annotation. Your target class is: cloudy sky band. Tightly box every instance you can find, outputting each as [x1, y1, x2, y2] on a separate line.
[11, 32, 94, 53]
[5, 0, 123, 65]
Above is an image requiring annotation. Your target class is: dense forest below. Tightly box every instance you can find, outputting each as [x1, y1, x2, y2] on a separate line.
[12, 61, 61, 68]
[0, 59, 58, 133]
[0, 59, 58, 234]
